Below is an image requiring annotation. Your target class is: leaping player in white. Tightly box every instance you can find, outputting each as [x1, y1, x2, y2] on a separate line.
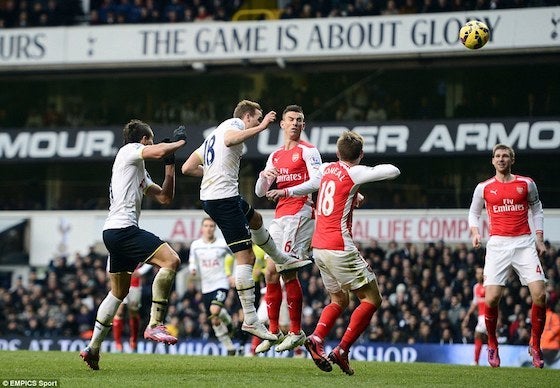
[182, 100, 311, 341]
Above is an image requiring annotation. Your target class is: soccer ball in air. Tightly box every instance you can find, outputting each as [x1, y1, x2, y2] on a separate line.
[459, 20, 490, 50]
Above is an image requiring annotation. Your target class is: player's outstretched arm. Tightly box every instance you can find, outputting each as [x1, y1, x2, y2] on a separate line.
[350, 164, 400, 185]
[224, 111, 276, 146]
[142, 126, 187, 161]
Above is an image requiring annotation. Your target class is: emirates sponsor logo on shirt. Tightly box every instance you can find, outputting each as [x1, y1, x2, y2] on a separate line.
[276, 173, 303, 183]
[493, 198, 525, 213]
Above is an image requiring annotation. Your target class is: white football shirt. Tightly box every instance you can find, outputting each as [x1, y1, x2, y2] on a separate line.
[188, 237, 233, 294]
[103, 143, 154, 230]
[195, 118, 245, 201]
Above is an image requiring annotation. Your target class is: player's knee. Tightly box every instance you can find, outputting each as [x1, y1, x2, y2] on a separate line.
[249, 211, 263, 229]
[265, 269, 280, 284]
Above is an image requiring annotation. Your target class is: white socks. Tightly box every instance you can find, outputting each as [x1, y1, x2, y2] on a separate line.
[235, 264, 257, 324]
[213, 322, 235, 352]
[90, 292, 122, 350]
[250, 225, 290, 264]
[149, 267, 176, 327]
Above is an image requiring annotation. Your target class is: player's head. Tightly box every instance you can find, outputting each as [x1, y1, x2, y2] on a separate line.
[491, 144, 515, 173]
[233, 100, 263, 128]
[280, 105, 305, 141]
[475, 266, 484, 283]
[123, 119, 154, 145]
[336, 131, 364, 162]
[200, 217, 216, 241]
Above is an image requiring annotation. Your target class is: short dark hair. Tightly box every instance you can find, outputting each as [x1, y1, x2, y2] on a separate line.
[492, 144, 515, 159]
[123, 119, 153, 144]
[337, 131, 363, 161]
[233, 100, 261, 119]
[282, 104, 304, 118]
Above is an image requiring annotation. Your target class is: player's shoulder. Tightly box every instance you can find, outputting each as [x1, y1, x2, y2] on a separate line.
[514, 175, 535, 184]
[478, 177, 496, 188]
[220, 117, 244, 131]
[116, 142, 143, 161]
[190, 238, 205, 248]
[297, 140, 317, 150]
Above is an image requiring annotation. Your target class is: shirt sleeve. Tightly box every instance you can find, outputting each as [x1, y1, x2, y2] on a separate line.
[303, 146, 322, 180]
[468, 184, 485, 229]
[286, 163, 325, 196]
[255, 153, 276, 197]
[348, 164, 401, 185]
[527, 179, 544, 232]
[188, 243, 197, 272]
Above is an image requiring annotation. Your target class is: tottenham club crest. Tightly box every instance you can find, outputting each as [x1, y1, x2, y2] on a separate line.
[292, 153, 300, 162]
[517, 186, 524, 194]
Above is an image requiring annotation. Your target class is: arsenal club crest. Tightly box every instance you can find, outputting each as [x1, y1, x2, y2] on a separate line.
[516, 186, 524, 194]
[292, 153, 300, 162]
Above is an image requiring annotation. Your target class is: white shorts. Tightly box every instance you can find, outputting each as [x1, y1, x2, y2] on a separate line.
[475, 315, 487, 335]
[313, 248, 376, 294]
[122, 285, 141, 309]
[268, 215, 314, 257]
[484, 235, 546, 286]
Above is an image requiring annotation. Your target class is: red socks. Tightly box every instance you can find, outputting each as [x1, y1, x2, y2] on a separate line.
[485, 305, 499, 348]
[531, 303, 546, 349]
[285, 278, 303, 333]
[313, 303, 343, 340]
[266, 282, 282, 334]
[339, 301, 377, 352]
[474, 337, 483, 364]
[112, 316, 123, 345]
[129, 314, 140, 343]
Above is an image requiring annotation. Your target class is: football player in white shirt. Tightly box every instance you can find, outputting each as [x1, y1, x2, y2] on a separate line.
[182, 100, 311, 341]
[267, 131, 400, 375]
[80, 120, 187, 370]
[254, 105, 322, 353]
[189, 218, 237, 355]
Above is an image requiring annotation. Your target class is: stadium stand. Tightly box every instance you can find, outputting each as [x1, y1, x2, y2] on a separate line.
[1, 0, 560, 28]
[1, 240, 558, 349]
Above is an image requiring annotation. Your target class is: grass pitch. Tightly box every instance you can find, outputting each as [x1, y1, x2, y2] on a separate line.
[0, 351, 558, 387]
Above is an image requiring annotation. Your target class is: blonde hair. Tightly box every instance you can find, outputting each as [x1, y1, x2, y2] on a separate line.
[337, 131, 364, 161]
[233, 100, 261, 119]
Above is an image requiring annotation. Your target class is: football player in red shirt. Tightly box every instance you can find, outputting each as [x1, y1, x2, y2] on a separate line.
[254, 105, 322, 353]
[267, 131, 400, 374]
[469, 144, 547, 368]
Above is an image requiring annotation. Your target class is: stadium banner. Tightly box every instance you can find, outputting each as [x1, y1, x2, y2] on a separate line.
[0, 118, 559, 162]
[2, 209, 560, 266]
[0, 337, 558, 368]
[0, 7, 559, 70]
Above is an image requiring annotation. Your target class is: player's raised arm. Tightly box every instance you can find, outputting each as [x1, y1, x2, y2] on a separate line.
[224, 110, 276, 146]
[141, 125, 187, 161]
[349, 164, 400, 185]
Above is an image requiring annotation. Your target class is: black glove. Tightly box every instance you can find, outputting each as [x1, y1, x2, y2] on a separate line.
[172, 125, 187, 143]
[161, 138, 175, 165]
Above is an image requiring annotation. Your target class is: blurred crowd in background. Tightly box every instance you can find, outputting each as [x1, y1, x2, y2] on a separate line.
[1, 239, 559, 354]
[2, 0, 560, 29]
